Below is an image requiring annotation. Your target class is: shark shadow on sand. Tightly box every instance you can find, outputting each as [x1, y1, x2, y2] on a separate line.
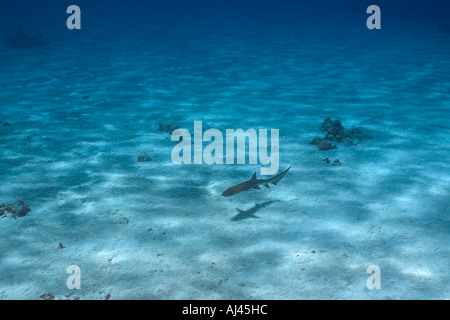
[230, 200, 280, 221]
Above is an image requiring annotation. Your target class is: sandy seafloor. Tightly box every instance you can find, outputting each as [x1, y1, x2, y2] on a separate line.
[0, 24, 449, 300]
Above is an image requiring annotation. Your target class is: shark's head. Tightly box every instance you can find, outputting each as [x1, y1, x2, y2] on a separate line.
[221, 188, 233, 197]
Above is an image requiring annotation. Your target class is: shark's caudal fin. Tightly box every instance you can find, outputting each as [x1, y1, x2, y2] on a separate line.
[271, 166, 291, 185]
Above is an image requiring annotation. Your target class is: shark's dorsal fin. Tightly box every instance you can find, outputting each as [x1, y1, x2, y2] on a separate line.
[250, 172, 257, 181]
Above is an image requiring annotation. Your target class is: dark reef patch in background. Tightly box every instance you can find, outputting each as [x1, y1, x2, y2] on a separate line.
[5, 30, 48, 48]
[0, 201, 31, 218]
[310, 118, 372, 151]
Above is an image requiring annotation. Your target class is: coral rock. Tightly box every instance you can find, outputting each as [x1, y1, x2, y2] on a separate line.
[0, 201, 30, 218]
[137, 155, 152, 162]
[158, 123, 179, 135]
[314, 118, 372, 149]
[319, 140, 337, 151]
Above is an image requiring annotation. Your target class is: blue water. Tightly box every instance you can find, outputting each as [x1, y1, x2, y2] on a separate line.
[0, 0, 448, 300]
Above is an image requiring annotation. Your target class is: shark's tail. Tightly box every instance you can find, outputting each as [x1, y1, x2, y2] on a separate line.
[270, 166, 291, 185]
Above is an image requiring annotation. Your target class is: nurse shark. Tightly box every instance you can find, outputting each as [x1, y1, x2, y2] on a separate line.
[221, 166, 291, 197]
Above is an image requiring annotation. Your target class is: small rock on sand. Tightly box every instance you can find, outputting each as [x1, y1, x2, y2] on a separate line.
[322, 158, 341, 166]
[319, 139, 337, 151]
[39, 293, 55, 300]
[137, 155, 152, 162]
[0, 201, 30, 218]
[158, 123, 179, 135]
[119, 217, 129, 225]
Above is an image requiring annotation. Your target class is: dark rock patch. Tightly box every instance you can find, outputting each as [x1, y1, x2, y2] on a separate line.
[309, 137, 323, 146]
[0, 201, 31, 218]
[332, 159, 341, 166]
[310, 117, 372, 150]
[118, 217, 129, 225]
[6, 31, 48, 48]
[319, 139, 337, 151]
[137, 154, 152, 162]
[39, 293, 55, 300]
[321, 118, 345, 142]
[322, 158, 341, 166]
[343, 127, 371, 145]
[158, 123, 179, 135]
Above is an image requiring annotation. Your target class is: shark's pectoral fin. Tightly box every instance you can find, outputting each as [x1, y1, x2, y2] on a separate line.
[272, 182, 278, 185]
[254, 186, 261, 190]
[264, 183, 270, 189]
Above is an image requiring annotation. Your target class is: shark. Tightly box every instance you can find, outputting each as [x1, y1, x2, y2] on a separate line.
[221, 166, 291, 197]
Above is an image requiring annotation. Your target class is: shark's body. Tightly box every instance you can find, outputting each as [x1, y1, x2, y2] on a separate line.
[221, 166, 291, 197]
